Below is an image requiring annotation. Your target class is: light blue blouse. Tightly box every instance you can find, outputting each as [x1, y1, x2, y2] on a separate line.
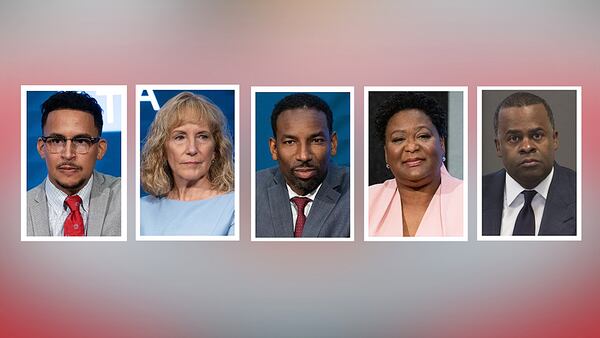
[140, 192, 234, 236]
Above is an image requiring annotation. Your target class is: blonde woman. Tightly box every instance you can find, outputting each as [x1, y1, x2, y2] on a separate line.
[141, 92, 234, 235]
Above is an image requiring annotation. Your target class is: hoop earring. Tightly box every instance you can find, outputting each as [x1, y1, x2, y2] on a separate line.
[385, 163, 390, 169]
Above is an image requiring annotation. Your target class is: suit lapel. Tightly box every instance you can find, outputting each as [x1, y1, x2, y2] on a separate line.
[31, 184, 51, 236]
[539, 165, 576, 235]
[268, 171, 294, 237]
[482, 170, 504, 235]
[303, 167, 341, 237]
[87, 171, 107, 236]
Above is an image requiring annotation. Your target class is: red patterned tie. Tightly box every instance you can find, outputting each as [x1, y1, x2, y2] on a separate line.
[64, 195, 85, 236]
[291, 197, 311, 237]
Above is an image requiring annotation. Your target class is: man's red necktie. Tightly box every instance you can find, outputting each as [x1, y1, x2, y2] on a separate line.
[291, 197, 311, 237]
[64, 195, 84, 236]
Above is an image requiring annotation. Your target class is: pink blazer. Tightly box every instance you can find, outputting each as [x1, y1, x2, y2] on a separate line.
[369, 166, 464, 237]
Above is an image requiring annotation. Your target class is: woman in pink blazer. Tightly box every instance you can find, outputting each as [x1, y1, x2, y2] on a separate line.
[369, 92, 464, 237]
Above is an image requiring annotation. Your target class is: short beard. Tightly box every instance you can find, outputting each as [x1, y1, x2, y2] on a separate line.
[54, 177, 88, 195]
[286, 170, 327, 196]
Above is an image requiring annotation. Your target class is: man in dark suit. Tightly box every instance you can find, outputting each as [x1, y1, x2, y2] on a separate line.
[482, 92, 576, 236]
[27, 91, 121, 237]
[255, 93, 350, 238]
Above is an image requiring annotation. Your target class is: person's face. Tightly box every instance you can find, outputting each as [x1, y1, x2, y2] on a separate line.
[37, 109, 106, 195]
[165, 119, 216, 188]
[495, 103, 558, 189]
[269, 108, 337, 195]
[384, 109, 445, 188]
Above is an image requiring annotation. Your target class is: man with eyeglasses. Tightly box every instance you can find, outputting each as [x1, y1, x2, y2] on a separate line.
[27, 91, 121, 236]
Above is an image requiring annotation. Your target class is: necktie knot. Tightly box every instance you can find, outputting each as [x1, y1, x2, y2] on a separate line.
[522, 190, 537, 205]
[64, 195, 82, 212]
[291, 196, 311, 212]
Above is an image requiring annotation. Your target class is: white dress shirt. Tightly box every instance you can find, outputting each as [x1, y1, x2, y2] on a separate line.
[45, 175, 93, 236]
[286, 183, 322, 230]
[500, 167, 554, 236]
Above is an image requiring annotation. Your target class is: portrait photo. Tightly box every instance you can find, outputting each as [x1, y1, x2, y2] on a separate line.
[21, 85, 127, 241]
[478, 87, 581, 240]
[364, 87, 468, 241]
[136, 85, 239, 241]
[251, 86, 354, 241]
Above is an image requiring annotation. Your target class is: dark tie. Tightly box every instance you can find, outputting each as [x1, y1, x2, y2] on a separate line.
[513, 190, 537, 236]
[64, 195, 85, 236]
[291, 197, 311, 237]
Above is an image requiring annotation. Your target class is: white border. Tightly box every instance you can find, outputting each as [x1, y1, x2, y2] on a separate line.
[135, 84, 240, 241]
[477, 86, 582, 241]
[21, 85, 128, 242]
[250, 86, 355, 242]
[363, 86, 469, 242]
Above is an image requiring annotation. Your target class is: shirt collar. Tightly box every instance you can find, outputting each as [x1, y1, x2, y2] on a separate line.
[505, 166, 554, 206]
[45, 173, 94, 213]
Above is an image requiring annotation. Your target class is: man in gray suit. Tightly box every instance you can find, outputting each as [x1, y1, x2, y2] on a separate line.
[27, 91, 121, 236]
[482, 92, 576, 236]
[256, 93, 350, 238]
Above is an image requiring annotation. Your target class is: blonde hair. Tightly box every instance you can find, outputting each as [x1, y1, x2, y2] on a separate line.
[141, 92, 234, 197]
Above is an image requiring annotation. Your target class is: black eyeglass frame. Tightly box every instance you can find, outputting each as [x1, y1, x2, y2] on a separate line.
[39, 136, 102, 154]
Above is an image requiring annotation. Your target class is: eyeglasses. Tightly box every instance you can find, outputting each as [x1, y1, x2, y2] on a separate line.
[40, 136, 101, 154]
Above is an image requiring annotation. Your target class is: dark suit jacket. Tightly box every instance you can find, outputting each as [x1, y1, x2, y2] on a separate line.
[255, 164, 350, 238]
[482, 163, 576, 236]
[27, 171, 121, 236]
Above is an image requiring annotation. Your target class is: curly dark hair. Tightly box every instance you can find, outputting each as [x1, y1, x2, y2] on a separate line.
[374, 92, 447, 144]
[41, 91, 104, 135]
[271, 93, 333, 137]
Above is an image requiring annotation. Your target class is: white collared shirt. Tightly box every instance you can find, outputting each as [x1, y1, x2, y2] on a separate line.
[500, 167, 554, 236]
[286, 183, 322, 230]
[45, 174, 93, 236]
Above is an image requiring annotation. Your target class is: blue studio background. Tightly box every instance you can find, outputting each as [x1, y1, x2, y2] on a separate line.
[255, 92, 351, 171]
[26, 91, 122, 190]
[139, 89, 236, 197]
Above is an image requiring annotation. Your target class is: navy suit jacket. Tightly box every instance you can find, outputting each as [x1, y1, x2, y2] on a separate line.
[482, 163, 576, 236]
[255, 164, 350, 238]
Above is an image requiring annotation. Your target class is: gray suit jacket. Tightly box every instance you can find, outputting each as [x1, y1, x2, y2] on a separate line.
[482, 163, 576, 236]
[27, 171, 121, 236]
[255, 164, 350, 238]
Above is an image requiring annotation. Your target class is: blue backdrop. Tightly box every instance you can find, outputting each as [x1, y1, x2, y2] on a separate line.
[139, 89, 236, 197]
[255, 91, 351, 171]
[26, 91, 122, 190]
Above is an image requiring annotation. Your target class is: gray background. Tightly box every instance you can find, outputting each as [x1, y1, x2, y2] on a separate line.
[481, 90, 577, 175]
